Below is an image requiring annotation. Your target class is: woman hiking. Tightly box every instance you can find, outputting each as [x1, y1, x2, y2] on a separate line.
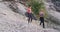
[27, 5, 33, 23]
[39, 10, 45, 28]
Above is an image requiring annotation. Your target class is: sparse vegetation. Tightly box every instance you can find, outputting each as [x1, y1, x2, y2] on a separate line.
[27, 0, 47, 18]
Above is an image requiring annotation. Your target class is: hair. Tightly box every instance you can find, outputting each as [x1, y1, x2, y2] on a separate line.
[28, 5, 31, 7]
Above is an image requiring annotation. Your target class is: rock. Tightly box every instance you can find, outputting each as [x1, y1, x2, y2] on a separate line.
[44, 0, 60, 31]
[0, 2, 59, 32]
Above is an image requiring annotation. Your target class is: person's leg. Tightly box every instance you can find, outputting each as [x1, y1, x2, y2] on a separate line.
[43, 22, 45, 28]
[30, 13, 33, 22]
[40, 17, 42, 25]
[42, 17, 45, 28]
[28, 17, 30, 23]
[28, 13, 30, 23]
[40, 22, 41, 25]
[31, 18, 32, 22]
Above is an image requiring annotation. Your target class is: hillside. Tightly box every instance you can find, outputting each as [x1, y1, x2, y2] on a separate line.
[0, 1, 59, 32]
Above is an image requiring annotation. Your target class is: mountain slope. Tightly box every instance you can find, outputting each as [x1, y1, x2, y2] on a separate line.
[0, 2, 59, 32]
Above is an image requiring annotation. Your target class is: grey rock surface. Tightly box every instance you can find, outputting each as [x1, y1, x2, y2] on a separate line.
[44, 0, 60, 31]
[0, 2, 59, 32]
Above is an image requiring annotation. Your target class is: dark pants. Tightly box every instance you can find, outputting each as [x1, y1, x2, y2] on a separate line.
[40, 17, 45, 28]
[28, 13, 32, 23]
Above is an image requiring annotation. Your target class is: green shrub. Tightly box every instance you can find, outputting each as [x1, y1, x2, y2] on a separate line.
[27, 0, 44, 15]
[27, 0, 47, 18]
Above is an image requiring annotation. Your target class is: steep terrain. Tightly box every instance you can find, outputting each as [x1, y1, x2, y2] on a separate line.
[0, 1, 59, 32]
[44, 0, 60, 31]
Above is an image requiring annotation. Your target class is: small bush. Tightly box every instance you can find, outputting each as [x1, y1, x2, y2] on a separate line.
[27, 0, 45, 16]
[27, 0, 48, 18]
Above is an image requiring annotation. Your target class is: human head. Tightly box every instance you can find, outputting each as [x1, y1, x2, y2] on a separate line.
[28, 5, 31, 8]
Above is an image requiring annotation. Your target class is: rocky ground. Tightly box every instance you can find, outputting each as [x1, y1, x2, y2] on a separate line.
[0, 2, 59, 32]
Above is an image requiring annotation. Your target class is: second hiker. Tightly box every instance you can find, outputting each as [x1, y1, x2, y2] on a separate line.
[39, 10, 45, 28]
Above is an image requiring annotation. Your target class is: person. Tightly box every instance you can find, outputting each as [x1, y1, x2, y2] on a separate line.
[27, 5, 33, 23]
[39, 10, 45, 28]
